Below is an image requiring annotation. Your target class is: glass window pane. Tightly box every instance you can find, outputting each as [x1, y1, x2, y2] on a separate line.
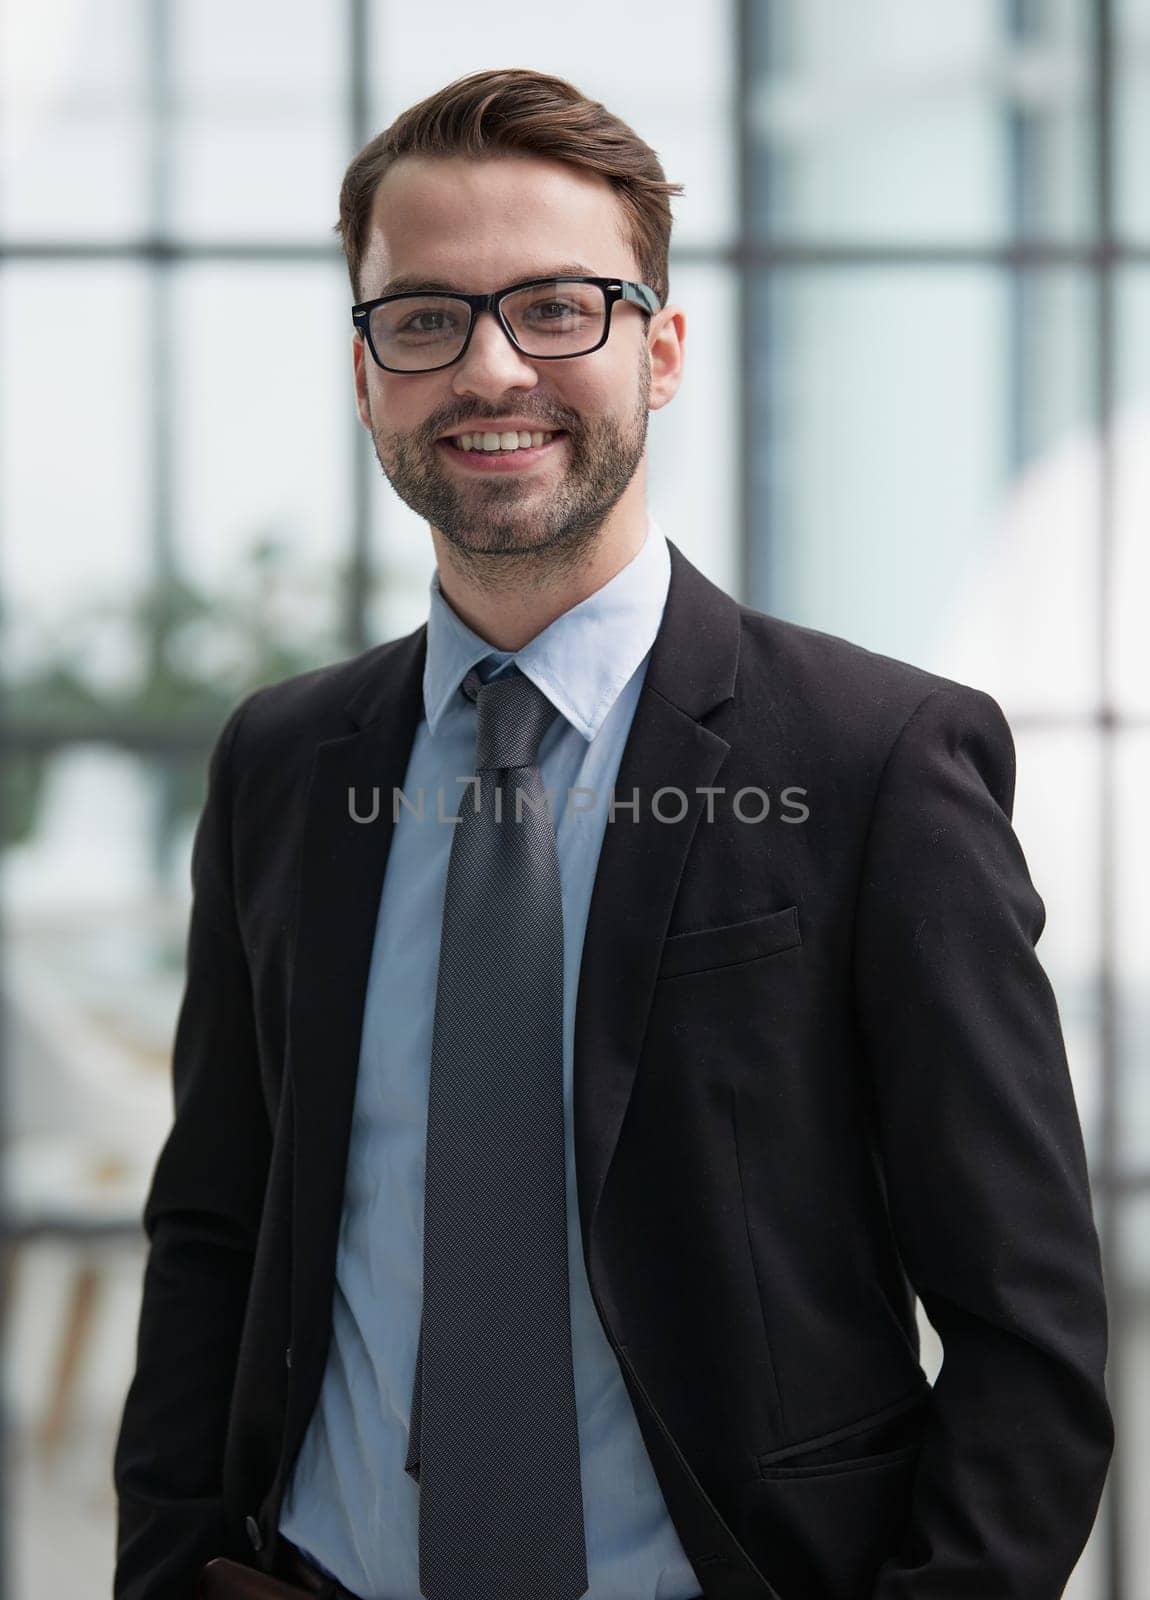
[748, 0, 1093, 242]
[1, 742, 187, 1599]
[1118, 1197, 1150, 1590]
[0, 0, 148, 239]
[749, 268, 1099, 715]
[1114, 271, 1150, 714]
[2, 744, 185, 1240]
[1, 262, 152, 704]
[1117, 733, 1150, 1170]
[368, 2, 734, 248]
[5, 1234, 147, 1592]
[1062, 1473, 1110, 1598]
[646, 262, 738, 593]
[1014, 0, 1096, 239]
[169, 0, 343, 238]
[170, 262, 352, 684]
[1116, 0, 1150, 238]
[1012, 729, 1104, 1170]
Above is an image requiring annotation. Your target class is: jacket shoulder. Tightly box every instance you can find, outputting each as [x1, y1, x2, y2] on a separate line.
[735, 601, 1003, 733]
[223, 625, 424, 774]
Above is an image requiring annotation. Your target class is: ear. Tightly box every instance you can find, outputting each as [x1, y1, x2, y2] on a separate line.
[352, 332, 372, 430]
[647, 304, 685, 413]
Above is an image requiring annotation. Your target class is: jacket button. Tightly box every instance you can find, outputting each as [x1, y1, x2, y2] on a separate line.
[285, 1344, 293, 1370]
[245, 1515, 263, 1552]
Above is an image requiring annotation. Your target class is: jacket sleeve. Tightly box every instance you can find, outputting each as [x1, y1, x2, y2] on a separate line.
[113, 691, 272, 1600]
[852, 685, 1114, 1599]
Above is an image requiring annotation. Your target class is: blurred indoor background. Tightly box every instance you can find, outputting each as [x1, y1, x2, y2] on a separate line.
[1, 1, 1147, 1595]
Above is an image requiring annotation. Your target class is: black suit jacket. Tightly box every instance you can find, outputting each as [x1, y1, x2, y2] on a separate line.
[114, 539, 1113, 1600]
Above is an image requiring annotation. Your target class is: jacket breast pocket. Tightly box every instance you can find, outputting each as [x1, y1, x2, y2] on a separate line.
[656, 903, 801, 981]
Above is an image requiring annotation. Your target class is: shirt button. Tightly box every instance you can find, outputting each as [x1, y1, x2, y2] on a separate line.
[245, 1515, 263, 1552]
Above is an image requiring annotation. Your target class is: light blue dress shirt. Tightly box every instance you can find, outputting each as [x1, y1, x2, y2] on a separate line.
[280, 513, 701, 1600]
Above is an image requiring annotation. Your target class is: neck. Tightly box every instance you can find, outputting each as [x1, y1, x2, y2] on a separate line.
[431, 505, 648, 653]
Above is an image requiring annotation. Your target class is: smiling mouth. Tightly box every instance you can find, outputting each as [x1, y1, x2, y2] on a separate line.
[440, 429, 567, 454]
[436, 431, 568, 471]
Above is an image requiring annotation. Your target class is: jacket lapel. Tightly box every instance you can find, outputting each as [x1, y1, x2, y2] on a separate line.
[283, 625, 428, 1467]
[573, 541, 741, 1309]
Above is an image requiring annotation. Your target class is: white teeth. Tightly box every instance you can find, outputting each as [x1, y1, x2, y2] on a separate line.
[451, 429, 557, 453]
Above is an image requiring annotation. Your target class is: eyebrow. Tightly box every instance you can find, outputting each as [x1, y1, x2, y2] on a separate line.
[375, 262, 600, 297]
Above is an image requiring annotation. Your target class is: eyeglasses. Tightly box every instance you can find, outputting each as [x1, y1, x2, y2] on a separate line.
[351, 275, 661, 374]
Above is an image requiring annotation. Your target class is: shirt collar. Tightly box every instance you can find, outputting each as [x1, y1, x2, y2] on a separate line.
[422, 513, 671, 742]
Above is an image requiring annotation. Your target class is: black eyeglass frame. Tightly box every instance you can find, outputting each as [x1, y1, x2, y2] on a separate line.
[351, 275, 662, 374]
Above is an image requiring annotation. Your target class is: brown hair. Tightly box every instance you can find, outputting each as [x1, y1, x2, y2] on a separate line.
[334, 67, 684, 309]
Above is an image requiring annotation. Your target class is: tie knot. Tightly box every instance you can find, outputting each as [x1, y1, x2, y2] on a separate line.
[462, 664, 559, 770]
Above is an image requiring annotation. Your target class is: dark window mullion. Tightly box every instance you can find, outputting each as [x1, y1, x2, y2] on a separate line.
[346, 0, 371, 656]
[145, 0, 182, 885]
[1092, 0, 1123, 1594]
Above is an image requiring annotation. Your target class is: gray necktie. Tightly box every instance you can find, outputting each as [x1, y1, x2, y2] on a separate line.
[404, 662, 589, 1600]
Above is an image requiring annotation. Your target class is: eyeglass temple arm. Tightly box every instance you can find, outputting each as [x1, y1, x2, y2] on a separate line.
[621, 282, 662, 314]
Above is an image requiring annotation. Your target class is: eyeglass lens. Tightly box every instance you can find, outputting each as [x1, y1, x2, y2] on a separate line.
[368, 279, 608, 371]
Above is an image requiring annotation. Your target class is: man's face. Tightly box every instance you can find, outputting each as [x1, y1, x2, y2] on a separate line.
[352, 152, 677, 569]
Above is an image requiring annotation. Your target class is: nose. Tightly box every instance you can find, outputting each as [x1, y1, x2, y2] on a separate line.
[450, 308, 539, 399]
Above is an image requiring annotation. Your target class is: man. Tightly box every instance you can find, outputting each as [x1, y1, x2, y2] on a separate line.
[113, 67, 1113, 1600]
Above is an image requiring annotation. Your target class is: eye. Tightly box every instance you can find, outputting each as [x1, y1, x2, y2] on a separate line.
[399, 310, 457, 333]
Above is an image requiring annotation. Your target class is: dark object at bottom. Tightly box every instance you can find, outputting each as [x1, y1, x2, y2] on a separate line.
[198, 1558, 315, 1599]
[198, 1540, 710, 1600]
[199, 1537, 362, 1598]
